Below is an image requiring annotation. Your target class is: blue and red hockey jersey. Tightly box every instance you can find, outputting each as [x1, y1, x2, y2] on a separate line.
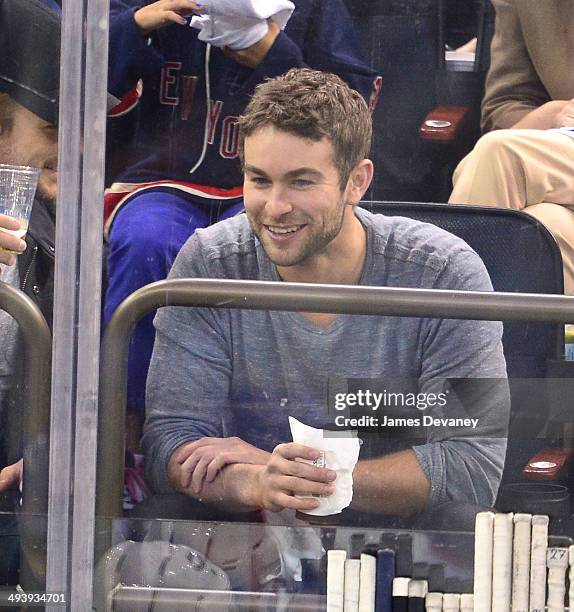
[107, 0, 380, 192]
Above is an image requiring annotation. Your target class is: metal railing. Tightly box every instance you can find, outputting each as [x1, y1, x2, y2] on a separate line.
[0, 281, 52, 589]
[109, 586, 324, 610]
[0, 281, 52, 511]
[95, 278, 574, 519]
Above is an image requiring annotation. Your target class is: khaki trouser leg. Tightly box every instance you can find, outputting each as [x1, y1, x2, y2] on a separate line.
[449, 129, 574, 293]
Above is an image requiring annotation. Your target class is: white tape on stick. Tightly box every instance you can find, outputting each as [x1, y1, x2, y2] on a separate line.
[546, 547, 568, 612]
[512, 513, 532, 612]
[474, 511, 495, 612]
[344, 559, 360, 612]
[529, 515, 548, 612]
[327, 550, 346, 612]
[492, 512, 513, 612]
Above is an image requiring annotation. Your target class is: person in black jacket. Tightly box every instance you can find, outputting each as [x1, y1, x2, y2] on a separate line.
[0, 0, 59, 471]
[0, 0, 59, 584]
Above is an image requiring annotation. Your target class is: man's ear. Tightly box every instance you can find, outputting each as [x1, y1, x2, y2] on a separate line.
[345, 159, 374, 205]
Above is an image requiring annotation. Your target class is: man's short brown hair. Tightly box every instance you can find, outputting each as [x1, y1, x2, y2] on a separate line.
[237, 68, 372, 188]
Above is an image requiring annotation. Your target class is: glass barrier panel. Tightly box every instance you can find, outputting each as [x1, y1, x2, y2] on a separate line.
[0, 0, 559, 608]
[93, 516, 477, 611]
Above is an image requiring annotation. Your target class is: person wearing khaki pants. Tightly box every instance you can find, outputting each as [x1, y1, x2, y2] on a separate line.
[449, 0, 574, 293]
[450, 128, 574, 292]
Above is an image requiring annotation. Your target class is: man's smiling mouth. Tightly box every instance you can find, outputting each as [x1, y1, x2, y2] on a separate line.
[266, 225, 305, 235]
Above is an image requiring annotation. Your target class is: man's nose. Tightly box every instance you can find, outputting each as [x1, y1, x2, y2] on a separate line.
[265, 187, 293, 217]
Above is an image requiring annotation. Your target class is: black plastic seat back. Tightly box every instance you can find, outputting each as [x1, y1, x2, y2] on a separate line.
[362, 201, 563, 371]
[362, 201, 564, 480]
[345, 0, 440, 201]
[345, 0, 494, 202]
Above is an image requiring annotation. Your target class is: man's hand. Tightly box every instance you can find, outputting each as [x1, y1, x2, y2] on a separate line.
[168, 440, 336, 513]
[512, 98, 574, 130]
[253, 443, 337, 513]
[223, 19, 280, 69]
[0, 214, 26, 267]
[554, 98, 574, 128]
[0, 459, 23, 493]
[173, 436, 271, 494]
[134, 0, 203, 37]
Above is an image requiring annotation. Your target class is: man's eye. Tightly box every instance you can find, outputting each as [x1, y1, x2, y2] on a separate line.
[250, 177, 270, 186]
[292, 179, 313, 188]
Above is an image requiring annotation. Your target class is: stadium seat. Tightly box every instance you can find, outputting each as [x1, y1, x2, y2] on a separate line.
[361, 201, 565, 491]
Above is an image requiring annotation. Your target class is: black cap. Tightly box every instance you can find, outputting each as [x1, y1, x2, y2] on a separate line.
[0, 0, 61, 125]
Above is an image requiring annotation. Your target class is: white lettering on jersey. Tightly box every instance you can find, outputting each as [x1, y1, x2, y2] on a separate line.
[207, 100, 224, 144]
[219, 116, 240, 159]
[368, 76, 383, 112]
[160, 62, 182, 105]
[180, 75, 199, 120]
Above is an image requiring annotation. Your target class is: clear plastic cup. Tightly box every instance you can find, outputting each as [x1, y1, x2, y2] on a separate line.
[0, 164, 41, 245]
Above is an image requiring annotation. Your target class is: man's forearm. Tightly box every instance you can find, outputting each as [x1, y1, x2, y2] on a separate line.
[168, 445, 431, 516]
[350, 450, 430, 516]
[224, 20, 280, 69]
[168, 458, 263, 512]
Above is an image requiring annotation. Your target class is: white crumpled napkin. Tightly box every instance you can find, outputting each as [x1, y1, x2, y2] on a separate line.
[549, 127, 574, 140]
[190, 0, 295, 50]
[289, 416, 361, 516]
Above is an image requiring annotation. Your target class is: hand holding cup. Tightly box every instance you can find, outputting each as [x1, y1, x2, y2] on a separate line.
[0, 165, 40, 267]
[0, 214, 27, 266]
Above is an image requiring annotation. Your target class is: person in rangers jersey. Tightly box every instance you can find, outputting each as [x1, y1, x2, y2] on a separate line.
[105, 0, 380, 435]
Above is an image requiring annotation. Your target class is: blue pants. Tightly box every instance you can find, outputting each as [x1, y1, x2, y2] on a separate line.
[104, 188, 244, 414]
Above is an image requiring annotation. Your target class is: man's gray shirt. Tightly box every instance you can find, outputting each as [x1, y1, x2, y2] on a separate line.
[144, 208, 509, 507]
[0, 263, 19, 418]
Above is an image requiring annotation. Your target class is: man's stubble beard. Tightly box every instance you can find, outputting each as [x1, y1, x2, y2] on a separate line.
[248, 195, 348, 268]
[36, 188, 57, 218]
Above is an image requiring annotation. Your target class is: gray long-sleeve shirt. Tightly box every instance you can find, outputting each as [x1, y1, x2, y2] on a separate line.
[0, 263, 19, 419]
[144, 208, 509, 507]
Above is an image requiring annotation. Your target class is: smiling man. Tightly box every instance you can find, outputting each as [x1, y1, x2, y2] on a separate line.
[143, 68, 509, 523]
[0, 101, 58, 205]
